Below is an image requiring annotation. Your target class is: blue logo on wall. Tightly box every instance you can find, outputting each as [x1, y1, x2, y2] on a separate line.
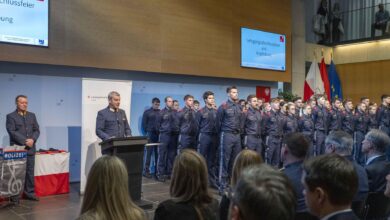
[39, 39, 45, 45]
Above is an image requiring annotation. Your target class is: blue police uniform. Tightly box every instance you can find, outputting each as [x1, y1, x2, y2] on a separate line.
[217, 99, 243, 192]
[341, 109, 355, 136]
[298, 114, 314, 156]
[242, 107, 263, 155]
[354, 110, 369, 165]
[368, 113, 379, 130]
[312, 105, 329, 156]
[156, 107, 176, 180]
[377, 105, 390, 136]
[141, 107, 160, 176]
[177, 106, 198, 151]
[264, 109, 284, 167]
[6, 110, 40, 199]
[196, 106, 218, 187]
[284, 114, 298, 135]
[329, 107, 342, 132]
[96, 107, 132, 154]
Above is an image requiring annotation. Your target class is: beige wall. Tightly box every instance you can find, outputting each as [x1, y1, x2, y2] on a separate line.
[0, 0, 292, 82]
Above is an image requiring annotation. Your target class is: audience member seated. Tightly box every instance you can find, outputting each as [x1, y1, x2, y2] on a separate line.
[78, 156, 145, 220]
[324, 130, 369, 202]
[154, 149, 219, 220]
[371, 3, 390, 38]
[281, 132, 309, 212]
[302, 154, 359, 220]
[362, 129, 390, 192]
[229, 164, 296, 220]
[219, 149, 263, 220]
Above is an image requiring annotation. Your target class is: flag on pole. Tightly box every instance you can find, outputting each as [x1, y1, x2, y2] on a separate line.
[319, 58, 331, 101]
[328, 60, 343, 100]
[304, 59, 325, 101]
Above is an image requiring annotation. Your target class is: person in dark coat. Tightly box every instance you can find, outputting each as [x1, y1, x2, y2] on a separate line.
[6, 95, 40, 202]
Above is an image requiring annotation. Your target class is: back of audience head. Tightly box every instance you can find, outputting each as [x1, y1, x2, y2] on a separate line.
[281, 133, 309, 165]
[170, 149, 212, 206]
[362, 129, 390, 156]
[325, 130, 353, 156]
[80, 155, 144, 220]
[302, 154, 358, 218]
[230, 164, 296, 220]
[231, 149, 263, 187]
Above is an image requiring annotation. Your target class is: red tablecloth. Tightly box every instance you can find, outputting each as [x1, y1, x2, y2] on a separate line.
[34, 152, 70, 197]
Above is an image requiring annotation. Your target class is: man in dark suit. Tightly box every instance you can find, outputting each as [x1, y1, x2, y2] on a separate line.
[302, 154, 359, 220]
[324, 130, 369, 202]
[362, 129, 390, 192]
[96, 91, 131, 154]
[281, 132, 309, 212]
[6, 95, 40, 202]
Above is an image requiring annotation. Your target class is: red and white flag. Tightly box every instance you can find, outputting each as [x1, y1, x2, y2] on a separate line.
[304, 59, 325, 101]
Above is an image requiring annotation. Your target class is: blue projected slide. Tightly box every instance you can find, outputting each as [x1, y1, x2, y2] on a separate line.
[241, 27, 286, 71]
[0, 0, 49, 47]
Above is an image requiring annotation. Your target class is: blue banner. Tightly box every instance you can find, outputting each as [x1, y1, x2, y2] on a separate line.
[328, 61, 343, 100]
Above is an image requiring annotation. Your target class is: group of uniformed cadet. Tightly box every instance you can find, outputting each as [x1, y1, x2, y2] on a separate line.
[141, 86, 390, 194]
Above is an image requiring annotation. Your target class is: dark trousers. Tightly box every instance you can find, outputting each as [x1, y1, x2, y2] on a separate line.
[218, 132, 242, 192]
[266, 135, 282, 167]
[315, 130, 327, 156]
[167, 134, 178, 176]
[354, 131, 366, 166]
[178, 134, 196, 152]
[143, 131, 159, 175]
[198, 133, 218, 186]
[243, 135, 263, 155]
[157, 132, 170, 177]
[25, 150, 36, 197]
[372, 22, 388, 38]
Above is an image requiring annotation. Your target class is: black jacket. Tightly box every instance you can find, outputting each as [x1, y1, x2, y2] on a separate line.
[365, 155, 390, 192]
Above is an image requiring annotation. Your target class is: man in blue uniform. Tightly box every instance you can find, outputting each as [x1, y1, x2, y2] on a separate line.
[196, 91, 218, 188]
[298, 104, 314, 157]
[312, 95, 329, 156]
[141, 97, 160, 178]
[341, 99, 355, 137]
[177, 95, 198, 151]
[217, 86, 242, 193]
[6, 95, 40, 202]
[96, 91, 132, 154]
[155, 96, 175, 182]
[354, 103, 370, 165]
[264, 98, 284, 167]
[329, 98, 343, 133]
[377, 94, 390, 136]
[243, 94, 263, 154]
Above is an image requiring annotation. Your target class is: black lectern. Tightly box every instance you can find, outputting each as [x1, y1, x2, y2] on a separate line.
[99, 136, 153, 209]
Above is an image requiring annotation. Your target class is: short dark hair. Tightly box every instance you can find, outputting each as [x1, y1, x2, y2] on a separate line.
[15, 95, 28, 103]
[164, 96, 172, 103]
[247, 94, 257, 102]
[332, 97, 341, 103]
[202, 91, 214, 101]
[232, 164, 296, 220]
[293, 97, 302, 102]
[226, 86, 237, 93]
[152, 97, 160, 103]
[360, 97, 369, 102]
[283, 133, 309, 159]
[303, 154, 358, 206]
[239, 99, 246, 104]
[183, 94, 194, 101]
[343, 98, 353, 106]
[173, 100, 179, 104]
[271, 98, 280, 103]
[382, 94, 390, 101]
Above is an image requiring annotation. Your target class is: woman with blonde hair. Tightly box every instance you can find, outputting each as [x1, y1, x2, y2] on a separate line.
[78, 156, 145, 220]
[220, 149, 263, 220]
[154, 149, 218, 220]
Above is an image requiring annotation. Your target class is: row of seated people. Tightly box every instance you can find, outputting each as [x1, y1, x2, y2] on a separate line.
[76, 129, 390, 220]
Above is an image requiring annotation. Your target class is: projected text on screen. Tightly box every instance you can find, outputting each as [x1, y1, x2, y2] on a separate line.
[241, 27, 286, 71]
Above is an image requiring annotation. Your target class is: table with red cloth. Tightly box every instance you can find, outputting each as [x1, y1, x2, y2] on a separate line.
[34, 151, 70, 197]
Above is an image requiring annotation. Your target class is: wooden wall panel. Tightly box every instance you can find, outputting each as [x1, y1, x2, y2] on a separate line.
[337, 60, 390, 104]
[0, 0, 292, 82]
